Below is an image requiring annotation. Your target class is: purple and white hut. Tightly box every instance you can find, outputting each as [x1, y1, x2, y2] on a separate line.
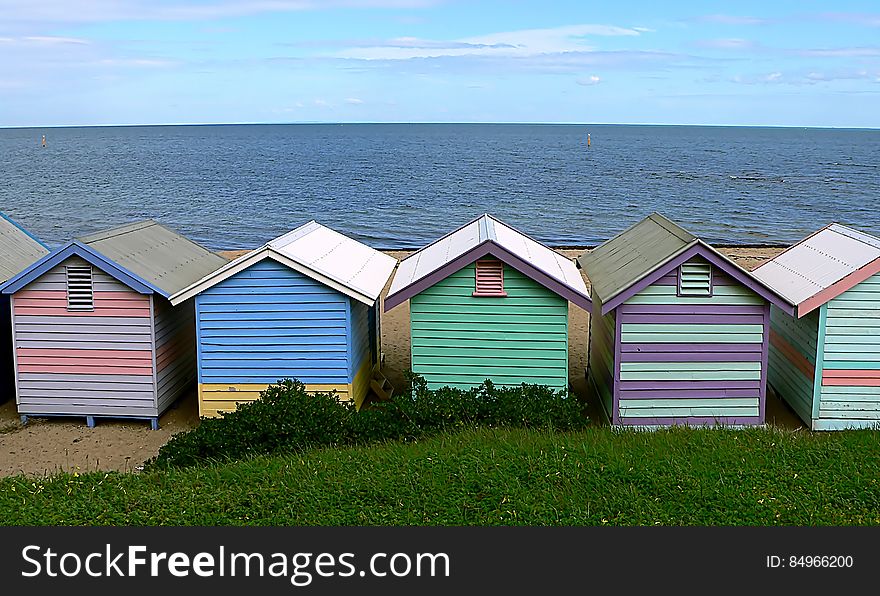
[578, 213, 793, 427]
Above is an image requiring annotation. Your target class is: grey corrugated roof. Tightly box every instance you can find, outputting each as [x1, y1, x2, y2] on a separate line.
[0, 213, 49, 284]
[78, 220, 228, 296]
[577, 213, 698, 303]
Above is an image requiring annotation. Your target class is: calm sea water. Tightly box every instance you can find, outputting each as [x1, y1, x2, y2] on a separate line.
[1, 123, 878, 250]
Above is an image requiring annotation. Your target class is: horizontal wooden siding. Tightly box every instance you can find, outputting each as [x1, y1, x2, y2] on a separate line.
[194, 259, 353, 414]
[154, 296, 197, 415]
[616, 265, 766, 425]
[349, 299, 373, 407]
[588, 293, 615, 421]
[12, 256, 157, 417]
[817, 273, 880, 429]
[767, 305, 819, 425]
[410, 260, 569, 390]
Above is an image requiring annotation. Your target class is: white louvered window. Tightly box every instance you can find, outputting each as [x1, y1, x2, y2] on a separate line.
[473, 260, 507, 297]
[66, 265, 94, 311]
[678, 261, 713, 296]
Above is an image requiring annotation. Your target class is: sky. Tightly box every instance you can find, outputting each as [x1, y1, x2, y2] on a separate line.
[1, 0, 879, 127]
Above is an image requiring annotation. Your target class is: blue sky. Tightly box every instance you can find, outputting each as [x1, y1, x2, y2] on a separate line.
[1, 0, 879, 127]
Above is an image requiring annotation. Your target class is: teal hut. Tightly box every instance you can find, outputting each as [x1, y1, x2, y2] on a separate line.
[753, 224, 880, 430]
[384, 214, 592, 391]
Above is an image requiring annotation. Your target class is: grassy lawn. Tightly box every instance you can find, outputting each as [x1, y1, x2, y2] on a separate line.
[1, 426, 878, 525]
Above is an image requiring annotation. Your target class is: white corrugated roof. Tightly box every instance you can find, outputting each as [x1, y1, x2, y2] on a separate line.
[752, 223, 880, 306]
[387, 214, 588, 298]
[269, 221, 397, 302]
[170, 221, 396, 306]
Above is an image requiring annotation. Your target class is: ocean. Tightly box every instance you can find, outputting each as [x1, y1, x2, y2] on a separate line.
[1, 123, 878, 250]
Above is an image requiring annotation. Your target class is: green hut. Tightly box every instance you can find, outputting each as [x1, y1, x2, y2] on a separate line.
[384, 214, 591, 390]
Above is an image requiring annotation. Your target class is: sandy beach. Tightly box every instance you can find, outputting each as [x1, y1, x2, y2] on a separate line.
[0, 246, 800, 477]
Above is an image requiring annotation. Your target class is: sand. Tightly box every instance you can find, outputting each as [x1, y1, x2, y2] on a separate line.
[0, 246, 800, 478]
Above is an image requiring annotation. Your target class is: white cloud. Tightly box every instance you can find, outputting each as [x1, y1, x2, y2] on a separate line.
[577, 75, 601, 85]
[798, 47, 880, 57]
[335, 24, 643, 60]
[805, 70, 877, 82]
[0, 0, 439, 25]
[730, 69, 880, 86]
[730, 72, 783, 85]
[97, 58, 175, 67]
[345, 97, 364, 104]
[696, 38, 755, 50]
[23, 35, 90, 45]
[695, 14, 767, 25]
[313, 98, 331, 107]
[818, 13, 880, 27]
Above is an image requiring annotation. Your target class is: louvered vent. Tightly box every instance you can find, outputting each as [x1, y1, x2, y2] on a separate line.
[66, 265, 94, 311]
[473, 260, 507, 297]
[678, 261, 712, 296]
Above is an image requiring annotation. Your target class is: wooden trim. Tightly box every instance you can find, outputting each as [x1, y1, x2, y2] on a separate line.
[194, 296, 204, 386]
[759, 301, 769, 423]
[602, 243, 795, 316]
[812, 304, 827, 420]
[798, 257, 880, 317]
[386, 241, 591, 312]
[170, 248, 380, 307]
[0, 241, 159, 296]
[10, 296, 20, 408]
[612, 308, 622, 425]
[149, 294, 159, 411]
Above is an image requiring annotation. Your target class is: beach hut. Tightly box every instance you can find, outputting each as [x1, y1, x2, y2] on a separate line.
[0, 220, 227, 429]
[752, 224, 880, 430]
[384, 214, 591, 391]
[169, 221, 397, 416]
[0, 212, 50, 402]
[578, 213, 794, 427]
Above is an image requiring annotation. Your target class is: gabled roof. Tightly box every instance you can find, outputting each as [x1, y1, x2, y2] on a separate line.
[578, 213, 794, 316]
[0, 212, 49, 284]
[578, 213, 695, 304]
[0, 220, 227, 298]
[78, 220, 228, 297]
[0, 241, 160, 295]
[170, 221, 397, 306]
[752, 223, 880, 317]
[384, 214, 591, 312]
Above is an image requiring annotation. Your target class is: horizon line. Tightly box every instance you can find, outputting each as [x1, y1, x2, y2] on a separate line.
[1, 121, 879, 131]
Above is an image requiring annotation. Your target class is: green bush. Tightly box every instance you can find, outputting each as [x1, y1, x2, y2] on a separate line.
[150, 374, 587, 468]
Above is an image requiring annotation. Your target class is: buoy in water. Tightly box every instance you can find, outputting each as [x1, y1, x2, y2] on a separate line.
[587, 133, 591, 148]
[41, 135, 46, 148]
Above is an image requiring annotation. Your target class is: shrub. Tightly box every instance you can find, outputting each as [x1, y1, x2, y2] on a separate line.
[149, 374, 587, 469]
[152, 380, 356, 468]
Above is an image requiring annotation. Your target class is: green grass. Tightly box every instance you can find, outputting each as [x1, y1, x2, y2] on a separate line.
[1, 426, 879, 525]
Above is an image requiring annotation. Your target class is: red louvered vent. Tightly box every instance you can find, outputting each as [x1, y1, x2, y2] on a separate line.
[473, 260, 507, 297]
